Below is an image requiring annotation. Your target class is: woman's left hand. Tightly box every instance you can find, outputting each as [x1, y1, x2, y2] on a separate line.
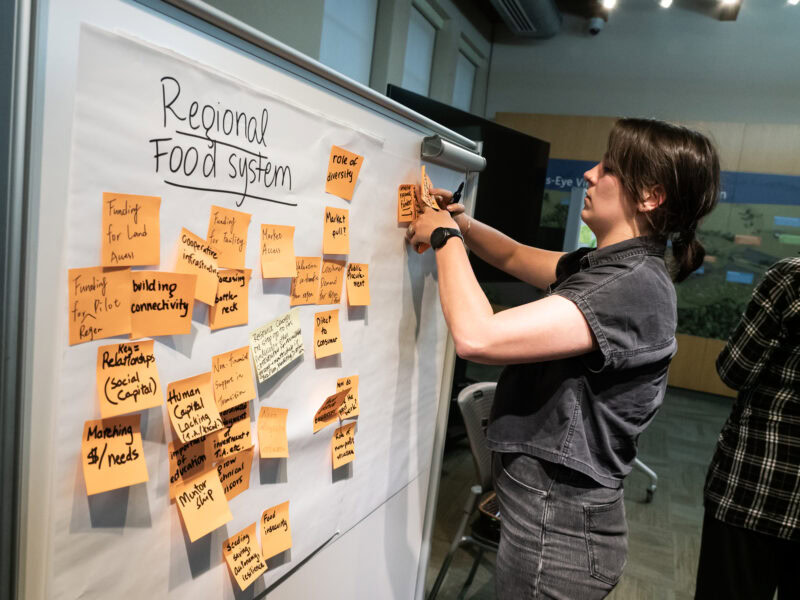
[406, 193, 458, 247]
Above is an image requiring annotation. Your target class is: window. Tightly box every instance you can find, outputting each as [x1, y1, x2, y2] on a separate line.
[452, 51, 476, 112]
[401, 6, 437, 96]
[319, 0, 378, 85]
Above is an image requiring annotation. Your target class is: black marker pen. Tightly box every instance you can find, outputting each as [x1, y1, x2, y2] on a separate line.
[450, 182, 465, 204]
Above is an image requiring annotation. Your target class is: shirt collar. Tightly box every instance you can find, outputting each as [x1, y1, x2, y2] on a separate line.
[580, 236, 666, 269]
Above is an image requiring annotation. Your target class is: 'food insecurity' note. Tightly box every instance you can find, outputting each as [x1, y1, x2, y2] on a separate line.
[261, 501, 292, 559]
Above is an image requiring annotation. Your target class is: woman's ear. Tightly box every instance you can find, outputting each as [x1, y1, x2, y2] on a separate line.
[640, 185, 666, 213]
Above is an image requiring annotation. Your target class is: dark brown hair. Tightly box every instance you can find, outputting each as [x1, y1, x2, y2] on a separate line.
[603, 118, 720, 282]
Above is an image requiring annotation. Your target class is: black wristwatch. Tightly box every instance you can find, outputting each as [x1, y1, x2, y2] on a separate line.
[430, 227, 464, 250]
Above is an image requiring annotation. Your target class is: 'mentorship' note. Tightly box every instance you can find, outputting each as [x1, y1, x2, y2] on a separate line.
[258, 407, 289, 458]
[130, 271, 196, 339]
[166, 372, 224, 443]
[261, 501, 292, 559]
[261, 224, 296, 278]
[332, 422, 356, 469]
[250, 309, 304, 383]
[212, 346, 256, 411]
[318, 259, 345, 305]
[313, 309, 343, 359]
[207, 205, 251, 269]
[217, 446, 254, 501]
[223, 522, 268, 591]
[337, 375, 359, 420]
[313, 387, 350, 433]
[346, 263, 370, 306]
[81, 414, 148, 495]
[205, 404, 252, 461]
[398, 184, 417, 223]
[68, 266, 131, 345]
[168, 437, 209, 499]
[174, 469, 233, 543]
[175, 228, 219, 305]
[101, 192, 161, 267]
[96, 340, 162, 418]
[289, 257, 321, 306]
[322, 206, 349, 255]
[209, 269, 250, 331]
[325, 145, 364, 201]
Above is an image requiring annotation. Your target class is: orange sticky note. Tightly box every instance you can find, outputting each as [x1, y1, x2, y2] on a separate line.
[258, 407, 289, 458]
[290, 257, 321, 306]
[337, 375, 359, 420]
[209, 269, 251, 331]
[332, 422, 356, 469]
[346, 263, 370, 306]
[101, 192, 161, 267]
[313, 387, 350, 433]
[174, 469, 233, 543]
[167, 437, 210, 499]
[96, 340, 162, 418]
[261, 501, 292, 559]
[325, 145, 364, 201]
[250, 309, 304, 383]
[68, 267, 131, 345]
[212, 346, 256, 411]
[223, 522, 268, 591]
[398, 184, 417, 223]
[130, 271, 196, 339]
[207, 205, 251, 269]
[318, 259, 345, 305]
[81, 414, 148, 495]
[216, 446, 254, 501]
[322, 206, 349, 255]
[313, 309, 343, 359]
[175, 228, 219, 305]
[420, 165, 439, 211]
[166, 372, 224, 443]
[205, 404, 252, 462]
[261, 224, 297, 278]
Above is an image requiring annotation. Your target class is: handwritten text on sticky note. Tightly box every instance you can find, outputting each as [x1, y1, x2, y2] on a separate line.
[325, 145, 364, 201]
[207, 205, 251, 269]
[261, 224, 297, 278]
[223, 522, 268, 591]
[96, 340, 161, 418]
[212, 345, 256, 411]
[166, 372, 224, 443]
[398, 184, 417, 223]
[130, 271, 196, 339]
[101, 192, 161, 267]
[81, 414, 148, 495]
[261, 501, 292, 559]
[290, 257, 321, 306]
[258, 407, 289, 458]
[68, 267, 131, 345]
[346, 263, 370, 306]
[332, 422, 356, 469]
[175, 228, 219, 305]
[314, 309, 343, 359]
[205, 403, 252, 461]
[318, 259, 345, 305]
[175, 469, 233, 542]
[337, 375, 359, 420]
[217, 446, 254, 501]
[250, 309, 304, 383]
[209, 269, 250, 331]
[323, 206, 349, 254]
[168, 437, 209, 498]
[313, 387, 350, 433]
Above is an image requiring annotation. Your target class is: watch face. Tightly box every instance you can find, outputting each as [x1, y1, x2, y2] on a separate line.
[431, 228, 447, 249]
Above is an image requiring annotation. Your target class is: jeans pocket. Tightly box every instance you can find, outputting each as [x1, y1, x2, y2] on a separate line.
[583, 495, 628, 585]
[499, 453, 549, 496]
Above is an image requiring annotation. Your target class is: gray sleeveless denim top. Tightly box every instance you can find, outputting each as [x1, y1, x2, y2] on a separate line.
[487, 236, 677, 488]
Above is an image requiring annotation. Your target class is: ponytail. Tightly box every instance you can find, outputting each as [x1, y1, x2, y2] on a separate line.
[671, 234, 705, 283]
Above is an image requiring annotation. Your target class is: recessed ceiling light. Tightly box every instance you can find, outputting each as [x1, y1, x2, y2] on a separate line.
[721, 0, 738, 5]
[660, 0, 673, 7]
[602, 0, 617, 9]
[789, 0, 799, 6]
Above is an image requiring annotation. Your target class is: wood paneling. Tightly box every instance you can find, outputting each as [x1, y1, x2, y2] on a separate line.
[738, 123, 800, 175]
[669, 334, 736, 398]
[494, 113, 615, 161]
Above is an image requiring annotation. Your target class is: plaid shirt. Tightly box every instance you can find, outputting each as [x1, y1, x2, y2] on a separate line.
[704, 257, 800, 542]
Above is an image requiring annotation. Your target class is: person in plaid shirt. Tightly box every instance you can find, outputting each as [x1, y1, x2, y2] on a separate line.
[695, 257, 800, 599]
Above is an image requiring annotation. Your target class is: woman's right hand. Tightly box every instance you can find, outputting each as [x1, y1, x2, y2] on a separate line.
[430, 187, 468, 232]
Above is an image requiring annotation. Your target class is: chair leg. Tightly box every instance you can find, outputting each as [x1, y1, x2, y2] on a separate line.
[457, 547, 484, 600]
[427, 486, 482, 600]
[633, 457, 658, 502]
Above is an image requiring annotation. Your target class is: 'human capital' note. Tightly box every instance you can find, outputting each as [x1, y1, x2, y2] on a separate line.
[250, 309, 304, 383]
[166, 372, 224, 443]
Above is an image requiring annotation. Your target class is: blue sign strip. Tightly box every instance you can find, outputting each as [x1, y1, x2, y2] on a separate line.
[726, 271, 755, 285]
[775, 216, 800, 227]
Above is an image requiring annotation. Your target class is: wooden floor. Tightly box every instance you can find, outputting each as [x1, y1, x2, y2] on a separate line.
[424, 387, 732, 600]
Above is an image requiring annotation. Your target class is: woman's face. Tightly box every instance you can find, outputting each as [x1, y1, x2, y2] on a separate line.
[582, 162, 637, 237]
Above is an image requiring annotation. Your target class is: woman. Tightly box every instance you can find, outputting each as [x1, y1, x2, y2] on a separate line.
[407, 118, 720, 599]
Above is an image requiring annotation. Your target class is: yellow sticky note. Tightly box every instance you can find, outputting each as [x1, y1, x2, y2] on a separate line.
[261, 224, 297, 278]
[313, 387, 350, 433]
[174, 469, 233, 543]
[398, 184, 417, 223]
[81, 414, 148, 495]
[205, 404, 252, 462]
[322, 206, 349, 255]
[420, 165, 439, 211]
[96, 340, 162, 418]
[325, 145, 364, 201]
[166, 372, 224, 443]
[223, 522, 268, 591]
[217, 446, 254, 501]
[101, 192, 161, 267]
[261, 501, 292, 559]
[290, 257, 321, 306]
[209, 269, 251, 331]
[346, 263, 370, 306]
[175, 228, 219, 305]
[167, 437, 210, 499]
[332, 422, 356, 469]
[258, 407, 289, 459]
[250, 309, 304, 383]
[337, 375, 359, 420]
[68, 267, 131, 345]
[207, 205, 251, 269]
[212, 345, 256, 411]
[313, 309, 343, 359]
[318, 259, 345, 305]
[130, 271, 196, 339]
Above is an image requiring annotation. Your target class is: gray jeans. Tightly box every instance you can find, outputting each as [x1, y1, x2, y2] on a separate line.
[492, 452, 627, 599]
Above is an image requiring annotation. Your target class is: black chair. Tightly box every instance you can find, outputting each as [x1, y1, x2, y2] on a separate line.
[428, 382, 500, 600]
